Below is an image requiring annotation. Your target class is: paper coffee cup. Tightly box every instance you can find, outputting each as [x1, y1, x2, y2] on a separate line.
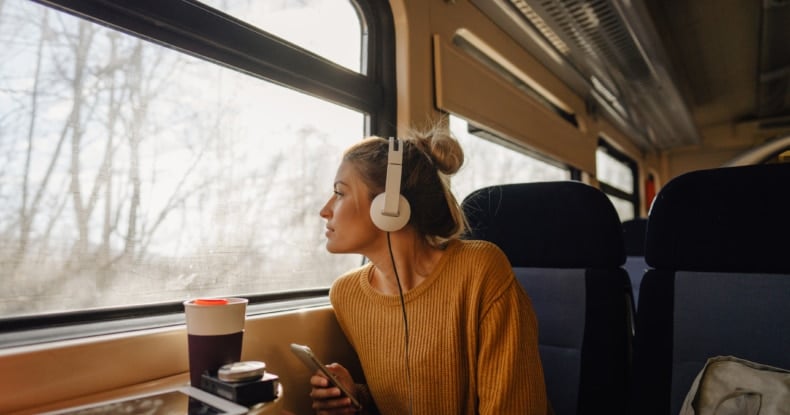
[184, 297, 248, 386]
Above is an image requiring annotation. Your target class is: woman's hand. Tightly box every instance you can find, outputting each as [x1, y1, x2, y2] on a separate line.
[309, 362, 360, 414]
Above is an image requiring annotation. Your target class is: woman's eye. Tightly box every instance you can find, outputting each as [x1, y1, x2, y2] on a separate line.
[333, 190, 343, 197]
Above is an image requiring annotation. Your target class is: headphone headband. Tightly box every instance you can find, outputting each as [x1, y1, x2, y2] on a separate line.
[381, 138, 404, 217]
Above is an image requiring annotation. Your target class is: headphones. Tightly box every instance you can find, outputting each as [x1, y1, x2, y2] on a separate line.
[370, 137, 411, 232]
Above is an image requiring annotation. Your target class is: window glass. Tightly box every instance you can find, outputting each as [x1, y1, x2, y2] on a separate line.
[0, 1, 363, 317]
[608, 195, 635, 222]
[596, 148, 634, 194]
[596, 144, 637, 221]
[450, 115, 569, 201]
[200, 0, 362, 72]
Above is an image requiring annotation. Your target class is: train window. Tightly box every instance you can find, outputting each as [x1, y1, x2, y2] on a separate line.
[596, 140, 638, 221]
[200, 0, 362, 72]
[449, 115, 570, 201]
[0, 0, 389, 320]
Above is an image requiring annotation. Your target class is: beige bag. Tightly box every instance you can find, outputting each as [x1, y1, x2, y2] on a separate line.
[679, 356, 790, 415]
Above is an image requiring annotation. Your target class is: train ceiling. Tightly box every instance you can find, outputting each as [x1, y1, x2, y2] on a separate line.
[471, 0, 790, 152]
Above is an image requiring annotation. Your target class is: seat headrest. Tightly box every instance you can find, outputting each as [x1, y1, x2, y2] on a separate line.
[645, 163, 790, 273]
[622, 217, 648, 256]
[461, 181, 625, 268]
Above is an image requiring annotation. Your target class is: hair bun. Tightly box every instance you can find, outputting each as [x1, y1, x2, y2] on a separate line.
[410, 126, 464, 175]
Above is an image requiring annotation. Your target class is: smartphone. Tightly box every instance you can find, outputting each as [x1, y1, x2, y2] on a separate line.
[289, 343, 363, 410]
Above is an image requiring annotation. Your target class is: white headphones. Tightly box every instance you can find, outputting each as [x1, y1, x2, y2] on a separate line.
[370, 137, 411, 232]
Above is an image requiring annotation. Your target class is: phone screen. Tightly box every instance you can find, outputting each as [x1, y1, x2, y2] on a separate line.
[289, 343, 362, 410]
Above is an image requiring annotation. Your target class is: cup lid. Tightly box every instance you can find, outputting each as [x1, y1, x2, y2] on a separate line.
[194, 298, 229, 306]
[184, 297, 248, 335]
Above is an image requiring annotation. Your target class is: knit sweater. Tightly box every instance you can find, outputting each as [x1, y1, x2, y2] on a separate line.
[330, 239, 548, 415]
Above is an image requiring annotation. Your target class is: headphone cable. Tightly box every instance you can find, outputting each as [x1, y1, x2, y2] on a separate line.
[387, 232, 414, 415]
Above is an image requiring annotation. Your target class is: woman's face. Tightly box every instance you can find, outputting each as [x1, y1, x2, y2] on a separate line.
[319, 160, 380, 254]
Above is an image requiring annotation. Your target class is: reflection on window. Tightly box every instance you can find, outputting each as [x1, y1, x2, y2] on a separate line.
[0, 1, 363, 317]
[200, 0, 362, 72]
[450, 115, 569, 201]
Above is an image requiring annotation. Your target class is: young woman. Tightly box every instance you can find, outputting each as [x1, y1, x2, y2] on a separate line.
[312, 125, 548, 415]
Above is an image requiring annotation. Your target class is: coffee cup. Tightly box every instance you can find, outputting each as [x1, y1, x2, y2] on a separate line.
[183, 297, 248, 386]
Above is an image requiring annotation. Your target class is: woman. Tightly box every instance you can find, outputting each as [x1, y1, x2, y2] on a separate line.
[313, 125, 548, 414]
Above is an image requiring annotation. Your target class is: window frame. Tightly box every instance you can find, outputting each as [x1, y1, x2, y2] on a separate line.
[33, 0, 396, 134]
[1, 0, 396, 344]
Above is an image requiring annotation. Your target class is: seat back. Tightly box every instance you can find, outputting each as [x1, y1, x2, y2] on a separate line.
[621, 217, 649, 309]
[630, 163, 790, 415]
[462, 181, 632, 415]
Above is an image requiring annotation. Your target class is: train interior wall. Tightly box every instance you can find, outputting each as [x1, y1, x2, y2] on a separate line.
[0, 306, 359, 415]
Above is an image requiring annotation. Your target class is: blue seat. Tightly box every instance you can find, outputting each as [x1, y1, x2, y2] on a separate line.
[621, 218, 649, 309]
[462, 181, 633, 415]
[629, 163, 790, 415]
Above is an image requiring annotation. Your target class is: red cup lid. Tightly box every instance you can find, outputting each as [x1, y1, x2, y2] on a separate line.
[194, 298, 229, 306]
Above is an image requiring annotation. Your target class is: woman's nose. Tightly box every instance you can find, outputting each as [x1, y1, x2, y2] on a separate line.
[319, 198, 332, 219]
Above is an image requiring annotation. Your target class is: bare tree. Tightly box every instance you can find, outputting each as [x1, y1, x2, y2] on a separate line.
[67, 20, 96, 267]
[11, 9, 63, 274]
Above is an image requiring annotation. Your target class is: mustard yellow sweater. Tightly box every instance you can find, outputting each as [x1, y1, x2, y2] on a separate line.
[330, 239, 548, 415]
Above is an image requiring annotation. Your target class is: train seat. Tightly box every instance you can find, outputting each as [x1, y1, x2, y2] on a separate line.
[630, 163, 790, 415]
[621, 217, 649, 309]
[462, 181, 633, 415]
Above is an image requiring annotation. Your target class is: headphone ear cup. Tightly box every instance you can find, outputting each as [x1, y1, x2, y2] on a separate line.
[370, 193, 411, 232]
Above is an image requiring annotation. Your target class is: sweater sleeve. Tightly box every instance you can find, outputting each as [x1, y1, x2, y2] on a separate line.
[476, 276, 548, 414]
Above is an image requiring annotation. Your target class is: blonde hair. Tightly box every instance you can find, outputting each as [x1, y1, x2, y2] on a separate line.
[343, 124, 468, 247]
